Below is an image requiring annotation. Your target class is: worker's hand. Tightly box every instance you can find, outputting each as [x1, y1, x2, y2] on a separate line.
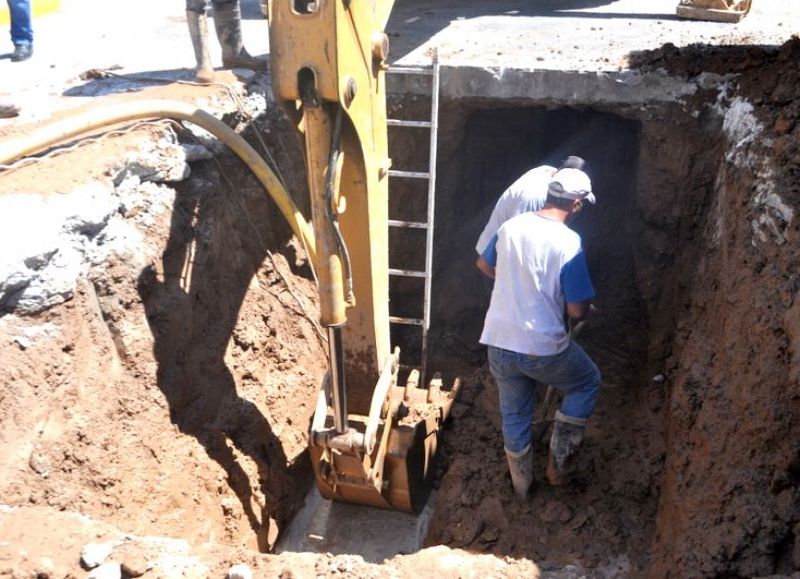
[567, 305, 596, 340]
[566, 300, 592, 322]
[476, 255, 495, 279]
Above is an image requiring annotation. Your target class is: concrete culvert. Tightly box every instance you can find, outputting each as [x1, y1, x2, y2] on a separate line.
[1, 15, 800, 579]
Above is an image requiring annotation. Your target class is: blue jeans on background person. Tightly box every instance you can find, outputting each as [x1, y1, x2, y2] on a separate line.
[488, 341, 601, 454]
[7, 0, 33, 46]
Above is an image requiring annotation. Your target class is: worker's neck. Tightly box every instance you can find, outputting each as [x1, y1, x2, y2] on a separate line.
[537, 206, 571, 223]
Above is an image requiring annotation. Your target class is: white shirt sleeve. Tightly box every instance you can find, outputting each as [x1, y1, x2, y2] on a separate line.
[475, 165, 555, 254]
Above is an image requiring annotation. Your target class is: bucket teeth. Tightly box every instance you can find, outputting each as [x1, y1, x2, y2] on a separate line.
[310, 371, 461, 513]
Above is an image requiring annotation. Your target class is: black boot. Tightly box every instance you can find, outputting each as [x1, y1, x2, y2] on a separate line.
[0, 103, 20, 118]
[11, 44, 33, 62]
[547, 411, 586, 486]
[213, 0, 266, 71]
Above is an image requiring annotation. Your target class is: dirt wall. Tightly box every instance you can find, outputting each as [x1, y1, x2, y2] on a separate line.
[634, 39, 800, 577]
[0, 110, 325, 553]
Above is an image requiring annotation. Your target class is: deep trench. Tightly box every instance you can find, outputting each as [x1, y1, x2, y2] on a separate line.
[168, 86, 721, 572]
[3, 36, 798, 577]
[380, 89, 722, 573]
[222, 90, 718, 569]
[147, 65, 793, 575]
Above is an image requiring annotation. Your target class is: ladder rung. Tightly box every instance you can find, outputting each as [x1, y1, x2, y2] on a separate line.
[387, 66, 434, 76]
[389, 316, 424, 326]
[387, 119, 432, 128]
[389, 220, 428, 229]
[389, 268, 427, 278]
[388, 170, 429, 179]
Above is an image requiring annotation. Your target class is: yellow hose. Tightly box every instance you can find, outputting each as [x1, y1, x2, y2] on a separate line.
[0, 99, 316, 267]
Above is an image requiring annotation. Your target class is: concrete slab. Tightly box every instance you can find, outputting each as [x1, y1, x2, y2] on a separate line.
[276, 487, 436, 564]
[387, 0, 800, 68]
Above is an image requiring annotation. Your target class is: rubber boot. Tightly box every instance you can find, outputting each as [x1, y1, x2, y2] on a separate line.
[546, 411, 586, 486]
[186, 10, 215, 84]
[505, 444, 534, 498]
[213, 0, 266, 71]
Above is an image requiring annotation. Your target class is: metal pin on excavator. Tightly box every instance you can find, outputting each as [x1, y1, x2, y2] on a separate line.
[268, 0, 460, 512]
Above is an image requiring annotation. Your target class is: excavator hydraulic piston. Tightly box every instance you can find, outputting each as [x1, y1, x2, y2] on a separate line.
[268, 0, 459, 512]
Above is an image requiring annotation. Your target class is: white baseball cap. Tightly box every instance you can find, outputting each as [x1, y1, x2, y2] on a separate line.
[547, 168, 595, 204]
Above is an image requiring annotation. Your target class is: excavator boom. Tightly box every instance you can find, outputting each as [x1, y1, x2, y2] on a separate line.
[268, 0, 459, 512]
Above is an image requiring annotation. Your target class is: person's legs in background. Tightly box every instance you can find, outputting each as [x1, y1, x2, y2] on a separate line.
[7, 0, 33, 62]
[185, 0, 215, 83]
[211, 0, 264, 70]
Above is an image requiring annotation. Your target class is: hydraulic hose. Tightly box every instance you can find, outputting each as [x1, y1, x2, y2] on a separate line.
[0, 99, 317, 268]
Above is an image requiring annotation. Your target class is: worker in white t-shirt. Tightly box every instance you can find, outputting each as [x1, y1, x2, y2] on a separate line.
[476, 167, 601, 498]
[475, 156, 586, 295]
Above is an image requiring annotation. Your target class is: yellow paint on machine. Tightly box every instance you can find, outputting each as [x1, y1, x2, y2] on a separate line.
[0, 0, 60, 27]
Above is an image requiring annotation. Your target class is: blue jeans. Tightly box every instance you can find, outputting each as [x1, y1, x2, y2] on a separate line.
[7, 0, 32, 46]
[488, 342, 601, 454]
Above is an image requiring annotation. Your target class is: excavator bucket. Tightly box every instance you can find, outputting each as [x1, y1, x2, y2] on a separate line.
[676, 0, 752, 22]
[309, 350, 461, 513]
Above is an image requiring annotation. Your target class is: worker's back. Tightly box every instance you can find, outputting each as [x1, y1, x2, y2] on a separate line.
[480, 212, 591, 357]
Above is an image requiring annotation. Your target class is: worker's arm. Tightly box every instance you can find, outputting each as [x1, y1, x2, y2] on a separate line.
[476, 234, 499, 279]
[476, 255, 495, 279]
[566, 300, 591, 321]
[561, 249, 595, 321]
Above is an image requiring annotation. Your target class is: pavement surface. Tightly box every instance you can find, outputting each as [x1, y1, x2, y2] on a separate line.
[387, 0, 799, 68]
[0, 0, 269, 125]
[1, 0, 797, 126]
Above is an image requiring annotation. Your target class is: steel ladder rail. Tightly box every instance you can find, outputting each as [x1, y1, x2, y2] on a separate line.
[385, 49, 440, 386]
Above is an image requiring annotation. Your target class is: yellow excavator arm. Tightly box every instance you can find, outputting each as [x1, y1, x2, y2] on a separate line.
[267, 0, 459, 511]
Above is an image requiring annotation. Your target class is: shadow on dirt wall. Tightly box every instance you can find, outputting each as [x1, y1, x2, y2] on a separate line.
[136, 154, 302, 552]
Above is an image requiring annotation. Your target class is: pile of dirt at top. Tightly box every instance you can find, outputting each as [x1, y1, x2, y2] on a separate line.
[631, 37, 800, 196]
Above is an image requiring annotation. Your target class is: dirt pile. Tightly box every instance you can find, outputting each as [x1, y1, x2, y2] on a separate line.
[0, 504, 541, 579]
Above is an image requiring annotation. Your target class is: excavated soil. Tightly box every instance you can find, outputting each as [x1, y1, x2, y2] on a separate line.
[0, 82, 327, 557]
[2, 37, 800, 579]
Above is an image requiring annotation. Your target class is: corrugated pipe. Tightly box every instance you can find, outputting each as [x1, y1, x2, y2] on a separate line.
[0, 99, 317, 268]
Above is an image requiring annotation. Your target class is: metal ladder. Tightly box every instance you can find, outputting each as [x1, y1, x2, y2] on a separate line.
[386, 50, 440, 386]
